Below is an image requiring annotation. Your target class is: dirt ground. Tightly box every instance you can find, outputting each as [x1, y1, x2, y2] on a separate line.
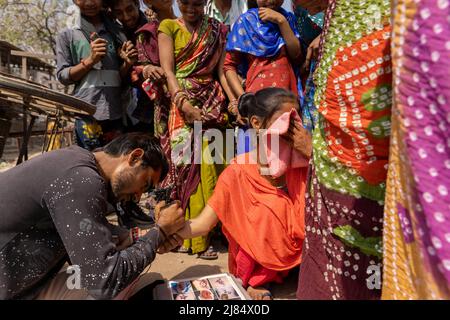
[135, 239, 299, 300]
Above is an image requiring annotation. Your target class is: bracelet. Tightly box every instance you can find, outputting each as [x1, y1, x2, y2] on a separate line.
[172, 89, 183, 101]
[173, 90, 188, 111]
[227, 99, 239, 115]
[177, 96, 188, 112]
[80, 58, 92, 69]
[131, 227, 140, 243]
[172, 90, 186, 103]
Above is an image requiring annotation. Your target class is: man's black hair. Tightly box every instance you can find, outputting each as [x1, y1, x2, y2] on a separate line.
[102, 133, 169, 183]
[105, 0, 140, 9]
[247, 0, 258, 9]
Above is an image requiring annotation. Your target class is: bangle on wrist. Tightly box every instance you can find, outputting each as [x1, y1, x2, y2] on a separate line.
[172, 89, 182, 101]
[177, 97, 188, 112]
[173, 90, 188, 111]
[228, 99, 239, 115]
[131, 227, 140, 243]
[80, 58, 92, 69]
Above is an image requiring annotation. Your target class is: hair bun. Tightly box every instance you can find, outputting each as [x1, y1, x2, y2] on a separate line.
[237, 92, 256, 118]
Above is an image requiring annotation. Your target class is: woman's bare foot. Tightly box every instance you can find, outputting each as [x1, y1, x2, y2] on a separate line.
[247, 286, 273, 300]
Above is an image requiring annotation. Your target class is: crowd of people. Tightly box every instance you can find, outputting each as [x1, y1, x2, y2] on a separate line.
[0, 0, 448, 300]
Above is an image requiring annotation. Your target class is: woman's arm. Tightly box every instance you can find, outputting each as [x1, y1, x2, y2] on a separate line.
[158, 31, 201, 123]
[176, 205, 220, 239]
[224, 51, 245, 97]
[158, 32, 181, 96]
[259, 8, 301, 61]
[218, 50, 237, 101]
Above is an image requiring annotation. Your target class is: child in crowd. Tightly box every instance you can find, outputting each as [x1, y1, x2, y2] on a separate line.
[107, 0, 178, 199]
[56, 0, 138, 149]
[223, 0, 303, 154]
[107, 0, 177, 134]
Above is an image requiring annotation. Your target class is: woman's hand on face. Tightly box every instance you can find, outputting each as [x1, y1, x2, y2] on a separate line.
[258, 7, 286, 25]
[143, 65, 166, 82]
[282, 119, 312, 158]
[181, 102, 202, 124]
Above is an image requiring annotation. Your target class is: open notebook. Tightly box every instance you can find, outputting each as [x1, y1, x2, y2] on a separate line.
[153, 273, 251, 300]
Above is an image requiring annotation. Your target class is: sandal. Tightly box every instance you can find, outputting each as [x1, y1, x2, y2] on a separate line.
[261, 292, 273, 300]
[171, 246, 191, 253]
[247, 286, 273, 300]
[197, 245, 218, 260]
[177, 246, 191, 253]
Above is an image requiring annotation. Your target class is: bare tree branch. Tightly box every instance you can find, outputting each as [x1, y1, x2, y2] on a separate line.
[0, 0, 69, 54]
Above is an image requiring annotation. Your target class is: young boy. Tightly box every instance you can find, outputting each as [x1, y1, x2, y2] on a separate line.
[107, 0, 175, 134]
[56, 0, 138, 149]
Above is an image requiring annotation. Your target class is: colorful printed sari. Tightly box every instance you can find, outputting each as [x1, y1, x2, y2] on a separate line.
[382, 0, 450, 299]
[165, 17, 228, 253]
[297, 0, 392, 300]
[294, 6, 324, 132]
[225, 7, 301, 96]
[224, 7, 302, 155]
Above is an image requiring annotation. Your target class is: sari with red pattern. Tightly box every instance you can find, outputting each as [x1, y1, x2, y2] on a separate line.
[168, 16, 229, 209]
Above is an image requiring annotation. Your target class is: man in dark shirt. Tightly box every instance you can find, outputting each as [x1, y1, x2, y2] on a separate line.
[0, 133, 184, 299]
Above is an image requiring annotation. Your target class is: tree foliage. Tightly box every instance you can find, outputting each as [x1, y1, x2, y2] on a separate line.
[0, 0, 71, 55]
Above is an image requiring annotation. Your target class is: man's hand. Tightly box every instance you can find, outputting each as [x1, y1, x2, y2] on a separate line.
[119, 41, 138, 66]
[157, 233, 184, 254]
[86, 36, 108, 65]
[282, 118, 312, 158]
[259, 7, 286, 25]
[143, 65, 166, 82]
[156, 200, 185, 237]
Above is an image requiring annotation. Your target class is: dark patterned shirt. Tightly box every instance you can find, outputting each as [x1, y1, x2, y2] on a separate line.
[0, 146, 164, 299]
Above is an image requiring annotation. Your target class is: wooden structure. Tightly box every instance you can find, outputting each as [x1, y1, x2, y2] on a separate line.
[0, 72, 95, 164]
[0, 40, 55, 83]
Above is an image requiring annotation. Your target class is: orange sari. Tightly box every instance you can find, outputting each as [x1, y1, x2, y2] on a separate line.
[208, 152, 307, 287]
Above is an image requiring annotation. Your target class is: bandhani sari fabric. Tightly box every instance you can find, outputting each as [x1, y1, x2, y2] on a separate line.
[297, 0, 392, 300]
[382, 0, 450, 299]
[160, 17, 228, 253]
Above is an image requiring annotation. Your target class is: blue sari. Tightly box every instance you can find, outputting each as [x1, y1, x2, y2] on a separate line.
[227, 8, 304, 154]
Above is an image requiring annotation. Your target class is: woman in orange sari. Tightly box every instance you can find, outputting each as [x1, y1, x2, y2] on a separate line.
[167, 88, 311, 299]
